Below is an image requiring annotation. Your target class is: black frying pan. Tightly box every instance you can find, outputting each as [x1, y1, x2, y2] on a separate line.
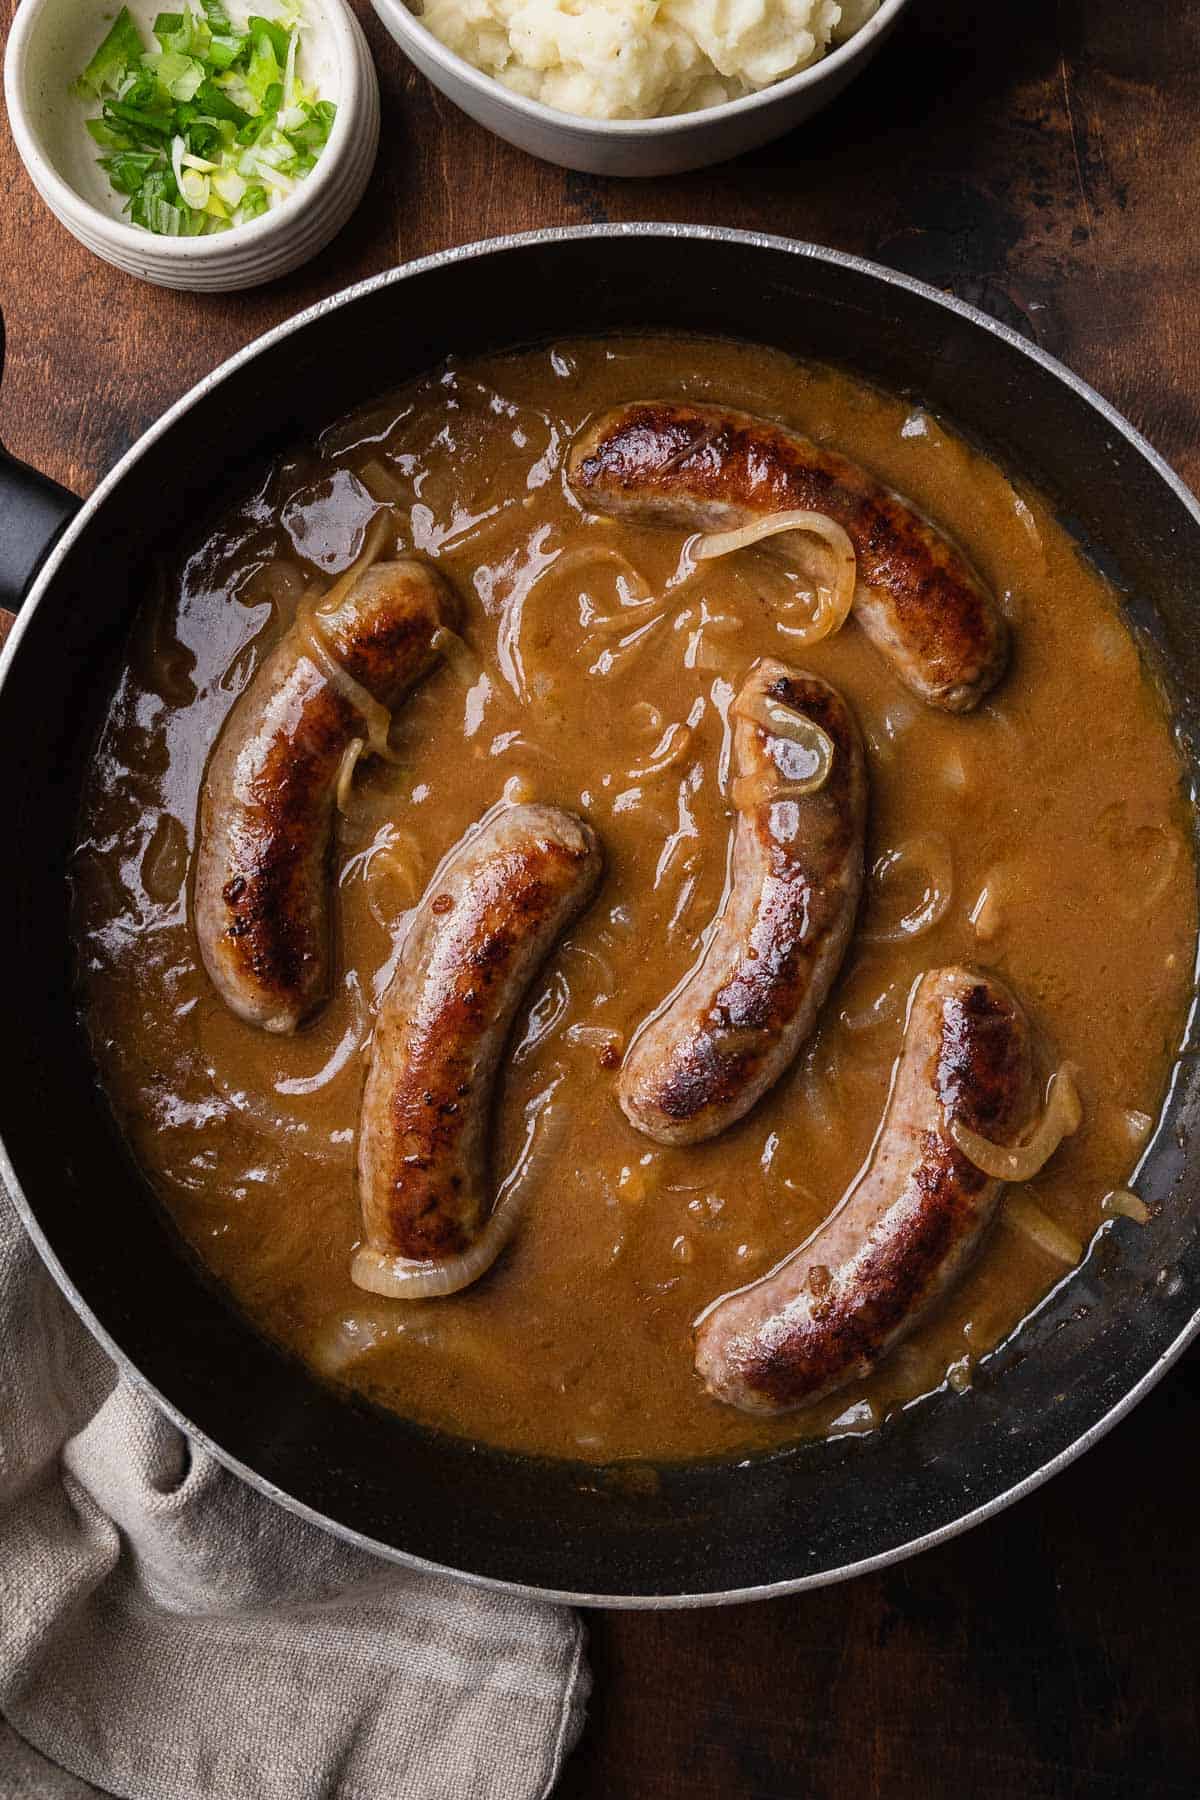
[2, 227, 1198, 1606]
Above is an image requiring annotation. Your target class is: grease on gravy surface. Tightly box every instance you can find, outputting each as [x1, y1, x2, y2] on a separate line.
[75, 336, 1197, 1461]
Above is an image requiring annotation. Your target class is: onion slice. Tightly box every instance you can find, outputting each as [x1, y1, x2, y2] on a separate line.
[528, 544, 657, 636]
[839, 976, 904, 1034]
[552, 544, 655, 626]
[1101, 1187, 1151, 1224]
[862, 833, 954, 943]
[430, 624, 482, 684]
[692, 510, 856, 647]
[351, 1074, 563, 1300]
[731, 773, 835, 810]
[200, 972, 369, 1165]
[294, 607, 397, 762]
[335, 738, 365, 814]
[352, 1200, 522, 1301]
[312, 510, 395, 617]
[626, 721, 693, 784]
[731, 690, 836, 802]
[1001, 1194, 1083, 1265]
[951, 1062, 1083, 1182]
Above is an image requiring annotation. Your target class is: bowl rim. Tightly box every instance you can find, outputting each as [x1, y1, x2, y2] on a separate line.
[371, 0, 911, 137]
[5, 221, 1200, 1610]
[3, 0, 366, 262]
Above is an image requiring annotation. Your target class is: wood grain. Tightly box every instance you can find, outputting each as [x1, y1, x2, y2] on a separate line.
[2, 2, 1198, 1795]
[562, 1366, 1200, 1798]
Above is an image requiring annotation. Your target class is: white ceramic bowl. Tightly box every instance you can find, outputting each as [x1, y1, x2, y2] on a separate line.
[371, 0, 910, 176]
[4, 0, 380, 291]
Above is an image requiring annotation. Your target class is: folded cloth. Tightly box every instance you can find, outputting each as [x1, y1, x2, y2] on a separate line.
[0, 1188, 588, 1800]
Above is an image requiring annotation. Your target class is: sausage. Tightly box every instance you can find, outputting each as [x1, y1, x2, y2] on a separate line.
[352, 803, 603, 1297]
[619, 660, 866, 1147]
[195, 559, 457, 1033]
[693, 966, 1037, 1413]
[567, 402, 1008, 712]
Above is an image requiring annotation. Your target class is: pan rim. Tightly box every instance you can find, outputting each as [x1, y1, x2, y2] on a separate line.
[4, 222, 1199, 1608]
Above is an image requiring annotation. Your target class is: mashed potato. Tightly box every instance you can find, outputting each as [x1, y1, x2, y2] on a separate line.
[416, 0, 879, 119]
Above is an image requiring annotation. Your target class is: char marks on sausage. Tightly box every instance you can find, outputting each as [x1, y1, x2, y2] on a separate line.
[694, 966, 1037, 1413]
[353, 803, 603, 1291]
[619, 660, 866, 1146]
[568, 401, 1008, 712]
[195, 558, 457, 1033]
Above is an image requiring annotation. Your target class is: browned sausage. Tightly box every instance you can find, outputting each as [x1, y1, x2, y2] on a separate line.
[694, 966, 1036, 1413]
[619, 660, 866, 1147]
[567, 402, 1008, 712]
[353, 803, 603, 1299]
[195, 560, 457, 1034]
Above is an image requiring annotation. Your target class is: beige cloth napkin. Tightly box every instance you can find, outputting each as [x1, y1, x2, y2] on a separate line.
[0, 1187, 588, 1800]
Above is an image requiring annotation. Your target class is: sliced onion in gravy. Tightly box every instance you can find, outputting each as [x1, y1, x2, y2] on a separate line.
[731, 690, 836, 802]
[839, 974, 905, 1034]
[335, 738, 365, 814]
[355, 1212, 521, 1301]
[200, 971, 371, 1166]
[631, 700, 664, 738]
[312, 509, 396, 616]
[1001, 1194, 1084, 1265]
[731, 772, 836, 810]
[692, 510, 856, 647]
[625, 721, 693, 784]
[951, 1062, 1083, 1182]
[528, 543, 657, 636]
[565, 544, 654, 611]
[862, 833, 954, 943]
[353, 1072, 563, 1299]
[295, 606, 397, 763]
[431, 624, 483, 684]
[1101, 1187, 1151, 1224]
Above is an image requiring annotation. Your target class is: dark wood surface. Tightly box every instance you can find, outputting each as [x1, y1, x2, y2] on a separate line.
[3, 1, 1198, 1793]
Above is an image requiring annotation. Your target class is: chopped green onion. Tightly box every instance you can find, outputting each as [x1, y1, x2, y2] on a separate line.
[248, 15, 292, 63]
[74, 8, 144, 100]
[144, 51, 208, 103]
[207, 34, 248, 71]
[237, 182, 270, 223]
[194, 76, 252, 126]
[73, 3, 337, 239]
[99, 150, 162, 195]
[282, 26, 299, 107]
[104, 98, 176, 138]
[86, 117, 133, 149]
[153, 12, 212, 58]
[212, 166, 248, 206]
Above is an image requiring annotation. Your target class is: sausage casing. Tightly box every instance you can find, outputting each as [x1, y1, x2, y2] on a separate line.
[195, 560, 456, 1033]
[694, 966, 1036, 1413]
[619, 661, 866, 1146]
[568, 401, 1008, 712]
[353, 803, 603, 1295]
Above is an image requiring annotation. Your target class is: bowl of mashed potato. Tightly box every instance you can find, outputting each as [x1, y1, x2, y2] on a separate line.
[370, 0, 909, 174]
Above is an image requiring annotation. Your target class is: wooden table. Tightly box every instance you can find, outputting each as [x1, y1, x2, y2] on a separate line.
[3, 1, 1198, 1792]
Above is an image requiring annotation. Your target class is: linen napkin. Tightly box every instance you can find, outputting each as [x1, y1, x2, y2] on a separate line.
[0, 1185, 588, 1800]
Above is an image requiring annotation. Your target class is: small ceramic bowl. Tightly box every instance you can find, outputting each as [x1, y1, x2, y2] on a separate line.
[371, 0, 910, 177]
[4, 0, 380, 292]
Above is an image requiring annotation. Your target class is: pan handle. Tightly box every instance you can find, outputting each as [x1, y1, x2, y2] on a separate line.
[0, 307, 82, 616]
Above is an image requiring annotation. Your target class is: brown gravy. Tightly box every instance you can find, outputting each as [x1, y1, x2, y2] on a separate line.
[74, 335, 1197, 1462]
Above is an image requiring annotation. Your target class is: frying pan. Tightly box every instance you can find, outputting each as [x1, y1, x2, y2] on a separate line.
[1, 226, 1198, 1607]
